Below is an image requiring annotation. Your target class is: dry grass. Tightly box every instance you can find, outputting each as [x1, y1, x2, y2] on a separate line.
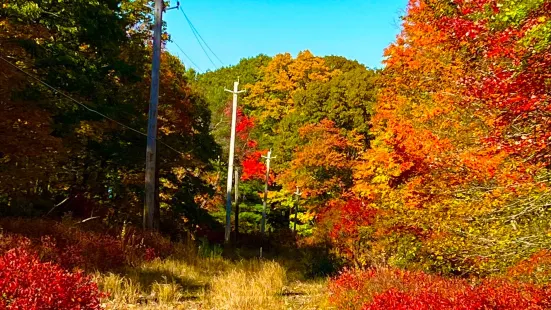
[93, 255, 327, 309]
[95, 272, 143, 305]
[205, 260, 287, 310]
[283, 279, 332, 310]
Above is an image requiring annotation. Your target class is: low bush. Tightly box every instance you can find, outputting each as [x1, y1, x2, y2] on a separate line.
[328, 268, 551, 310]
[0, 218, 174, 271]
[507, 250, 551, 285]
[0, 247, 103, 309]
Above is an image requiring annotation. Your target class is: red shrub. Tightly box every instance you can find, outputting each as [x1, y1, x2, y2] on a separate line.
[0, 218, 174, 271]
[0, 247, 103, 309]
[507, 250, 551, 284]
[144, 247, 157, 262]
[329, 268, 551, 310]
[318, 198, 378, 266]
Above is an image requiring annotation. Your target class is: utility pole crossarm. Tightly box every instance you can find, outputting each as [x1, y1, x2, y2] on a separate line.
[224, 88, 247, 94]
[165, 1, 180, 10]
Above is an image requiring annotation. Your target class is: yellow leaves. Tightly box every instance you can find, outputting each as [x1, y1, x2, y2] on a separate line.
[245, 50, 334, 123]
[75, 121, 105, 142]
[171, 167, 188, 180]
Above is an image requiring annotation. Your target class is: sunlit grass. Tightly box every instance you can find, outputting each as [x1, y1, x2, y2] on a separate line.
[93, 254, 324, 309]
[205, 260, 287, 310]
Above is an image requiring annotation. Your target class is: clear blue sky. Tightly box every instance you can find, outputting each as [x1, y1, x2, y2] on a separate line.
[164, 0, 408, 73]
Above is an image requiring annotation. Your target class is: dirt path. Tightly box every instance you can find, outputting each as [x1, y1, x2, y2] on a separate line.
[282, 279, 330, 310]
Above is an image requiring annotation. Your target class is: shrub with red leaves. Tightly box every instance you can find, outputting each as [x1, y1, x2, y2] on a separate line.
[0, 218, 173, 272]
[329, 268, 551, 310]
[507, 250, 551, 284]
[0, 247, 103, 309]
[318, 198, 378, 267]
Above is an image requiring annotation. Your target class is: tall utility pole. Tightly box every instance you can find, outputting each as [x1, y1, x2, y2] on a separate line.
[234, 168, 240, 243]
[144, 0, 163, 230]
[293, 187, 302, 233]
[224, 80, 245, 243]
[261, 150, 276, 234]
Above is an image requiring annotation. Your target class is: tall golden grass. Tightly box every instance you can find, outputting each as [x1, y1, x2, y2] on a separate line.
[95, 256, 294, 309]
[205, 260, 287, 310]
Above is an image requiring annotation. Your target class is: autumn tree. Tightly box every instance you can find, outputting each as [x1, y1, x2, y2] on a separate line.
[347, 0, 551, 276]
[0, 0, 219, 234]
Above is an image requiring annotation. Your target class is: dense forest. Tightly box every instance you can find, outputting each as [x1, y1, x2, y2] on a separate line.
[1, 0, 551, 309]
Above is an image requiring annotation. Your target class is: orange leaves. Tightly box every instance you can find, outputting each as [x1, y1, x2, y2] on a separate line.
[277, 120, 362, 208]
[353, 0, 513, 213]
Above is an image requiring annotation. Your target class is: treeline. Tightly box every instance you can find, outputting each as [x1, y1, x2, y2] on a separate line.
[195, 52, 378, 237]
[199, 0, 551, 281]
[0, 0, 219, 234]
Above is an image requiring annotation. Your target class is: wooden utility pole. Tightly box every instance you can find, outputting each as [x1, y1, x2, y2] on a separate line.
[224, 80, 245, 243]
[144, 0, 163, 230]
[261, 149, 276, 234]
[293, 187, 302, 233]
[234, 168, 240, 243]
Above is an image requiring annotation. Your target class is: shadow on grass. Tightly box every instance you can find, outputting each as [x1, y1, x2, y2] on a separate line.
[131, 268, 204, 293]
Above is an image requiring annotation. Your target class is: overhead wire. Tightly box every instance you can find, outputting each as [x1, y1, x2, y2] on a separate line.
[179, 6, 224, 69]
[0, 55, 186, 156]
[180, 9, 224, 66]
[172, 41, 203, 72]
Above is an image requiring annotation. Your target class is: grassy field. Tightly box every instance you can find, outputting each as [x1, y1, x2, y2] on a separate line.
[94, 254, 330, 309]
[0, 218, 331, 309]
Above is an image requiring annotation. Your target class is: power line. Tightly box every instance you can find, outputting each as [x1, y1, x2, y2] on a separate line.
[0, 55, 185, 156]
[172, 41, 203, 72]
[179, 7, 224, 69]
[179, 6, 217, 69]
[184, 14, 225, 66]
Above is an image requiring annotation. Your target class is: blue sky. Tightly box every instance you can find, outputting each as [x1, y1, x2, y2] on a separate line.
[164, 0, 408, 73]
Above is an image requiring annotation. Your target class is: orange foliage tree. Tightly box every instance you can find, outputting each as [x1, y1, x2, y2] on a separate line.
[347, 0, 551, 275]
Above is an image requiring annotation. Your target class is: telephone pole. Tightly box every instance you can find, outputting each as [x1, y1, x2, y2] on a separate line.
[224, 80, 245, 243]
[293, 187, 302, 233]
[144, 0, 163, 230]
[143, 0, 179, 230]
[234, 168, 240, 243]
[261, 149, 276, 234]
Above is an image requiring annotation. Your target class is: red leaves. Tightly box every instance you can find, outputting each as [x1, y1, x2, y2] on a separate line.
[318, 198, 378, 265]
[329, 268, 551, 310]
[235, 110, 255, 140]
[327, 199, 377, 242]
[241, 151, 267, 181]
[223, 104, 266, 179]
[224, 106, 255, 137]
[0, 219, 173, 272]
[365, 280, 551, 310]
[437, 0, 551, 165]
[0, 248, 103, 309]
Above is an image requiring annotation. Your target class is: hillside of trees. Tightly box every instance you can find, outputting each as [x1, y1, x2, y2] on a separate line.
[1, 0, 551, 309]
